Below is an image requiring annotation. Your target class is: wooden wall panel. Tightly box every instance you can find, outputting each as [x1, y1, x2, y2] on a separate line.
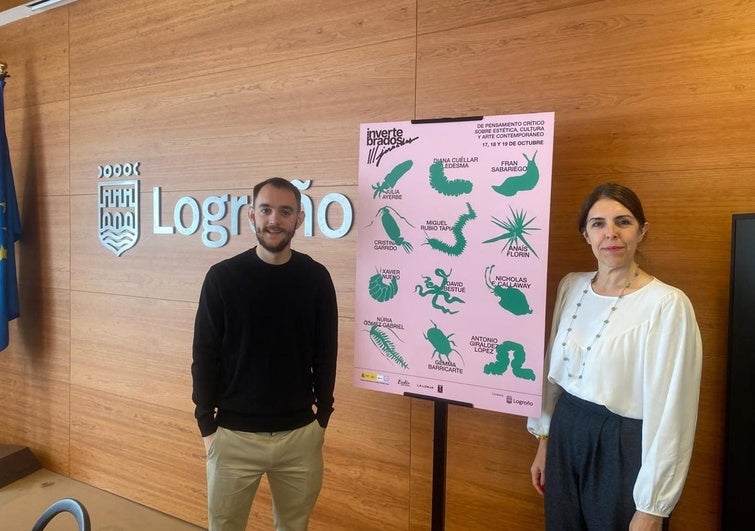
[5, 100, 70, 199]
[69, 39, 415, 195]
[69, 386, 207, 524]
[15, 194, 70, 293]
[0, 287, 71, 471]
[416, 0, 755, 176]
[68, 0, 415, 98]
[70, 291, 196, 412]
[0, 7, 69, 110]
[417, 0, 594, 34]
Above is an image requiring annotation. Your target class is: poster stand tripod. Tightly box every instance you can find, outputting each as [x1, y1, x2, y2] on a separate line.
[405, 393, 473, 531]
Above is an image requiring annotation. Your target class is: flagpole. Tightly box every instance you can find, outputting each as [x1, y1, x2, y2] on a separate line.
[0, 61, 8, 80]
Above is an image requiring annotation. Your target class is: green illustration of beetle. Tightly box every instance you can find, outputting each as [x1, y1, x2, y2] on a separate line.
[366, 205, 415, 253]
[424, 320, 464, 365]
[483, 340, 536, 381]
[491, 151, 539, 197]
[484, 264, 534, 315]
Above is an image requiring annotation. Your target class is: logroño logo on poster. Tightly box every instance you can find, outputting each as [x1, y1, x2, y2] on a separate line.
[97, 162, 354, 257]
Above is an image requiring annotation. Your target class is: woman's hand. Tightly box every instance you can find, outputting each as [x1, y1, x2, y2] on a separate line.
[629, 511, 663, 531]
[530, 438, 548, 496]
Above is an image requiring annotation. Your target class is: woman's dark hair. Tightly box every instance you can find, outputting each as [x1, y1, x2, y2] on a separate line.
[577, 183, 647, 233]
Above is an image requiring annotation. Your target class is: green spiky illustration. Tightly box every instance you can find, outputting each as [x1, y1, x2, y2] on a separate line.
[482, 206, 540, 258]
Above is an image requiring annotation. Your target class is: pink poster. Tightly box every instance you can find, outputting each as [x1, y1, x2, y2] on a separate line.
[354, 113, 554, 417]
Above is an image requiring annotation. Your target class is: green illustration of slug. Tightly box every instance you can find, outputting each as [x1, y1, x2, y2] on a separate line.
[484, 264, 533, 315]
[482, 207, 541, 258]
[366, 205, 415, 253]
[414, 268, 464, 314]
[423, 202, 477, 256]
[424, 321, 464, 365]
[368, 270, 399, 302]
[372, 159, 413, 199]
[365, 324, 409, 369]
[483, 340, 536, 380]
[429, 160, 473, 196]
[491, 151, 539, 197]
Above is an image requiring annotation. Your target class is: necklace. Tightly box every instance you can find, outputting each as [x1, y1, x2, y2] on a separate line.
[561, 265, 639, 379]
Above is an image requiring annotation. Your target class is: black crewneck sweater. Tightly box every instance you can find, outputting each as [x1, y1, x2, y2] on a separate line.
[192, 248, 338, 436]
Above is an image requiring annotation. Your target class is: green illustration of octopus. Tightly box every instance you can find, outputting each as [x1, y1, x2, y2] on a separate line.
[491, 151, 539, 197]
[414, 268, 465, 314]
[483, 340, 536, 381]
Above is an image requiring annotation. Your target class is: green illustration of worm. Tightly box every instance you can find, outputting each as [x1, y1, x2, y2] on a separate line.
[484, 264, 533, 315]
[424, 321, 464, 365]
[482, 206, 541, 258]
[366, 205, 415, 253]
[365, 324, 409, 369]
[423, 202, 477, 256]
[414, 268, 465, 314]
[372, 159, 413, 199]
[368, 270, 399, 302]
[429, 160, 473, 196]
[491, 151, 539, 197]
[483, 340, 536, 380]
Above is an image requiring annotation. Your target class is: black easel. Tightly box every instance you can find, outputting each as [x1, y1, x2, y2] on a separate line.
[406, 393, 472, 531]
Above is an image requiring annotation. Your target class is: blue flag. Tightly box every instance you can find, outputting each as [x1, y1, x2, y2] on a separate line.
[0, 77, 22, 351]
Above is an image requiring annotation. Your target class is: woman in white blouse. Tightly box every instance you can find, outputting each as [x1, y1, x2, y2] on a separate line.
[527, 183, 702, 531]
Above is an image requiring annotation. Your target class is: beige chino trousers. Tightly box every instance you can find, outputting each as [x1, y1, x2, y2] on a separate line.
[206, 420, 325, 531]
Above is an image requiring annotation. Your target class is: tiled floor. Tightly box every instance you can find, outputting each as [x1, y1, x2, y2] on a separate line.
[0, 469, 204, 530]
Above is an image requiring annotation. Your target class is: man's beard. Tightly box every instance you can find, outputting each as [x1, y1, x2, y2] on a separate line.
[255, 226, 294, 254]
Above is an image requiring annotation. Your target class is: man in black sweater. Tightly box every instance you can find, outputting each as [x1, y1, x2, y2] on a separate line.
[192, 177, 338, 531]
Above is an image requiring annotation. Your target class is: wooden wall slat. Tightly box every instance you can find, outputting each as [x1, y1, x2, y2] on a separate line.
[16, 194, 70, 291]
[5, 100, 70, 199]
[416, 0, 755, 175]
[0, 7, 69, 110]
[69, 40, 415, 195]
[69, 385, 207, 525]
[68, 0, 416, 98]
[417, 0, 596, 34]
[70, 291, 196, 412]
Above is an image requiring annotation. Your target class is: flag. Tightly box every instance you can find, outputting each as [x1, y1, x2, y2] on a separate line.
[0, 76, 22, 351]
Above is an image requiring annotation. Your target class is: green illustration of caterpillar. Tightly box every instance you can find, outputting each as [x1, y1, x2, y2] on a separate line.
[423, 202, 477, 256]
[483, 340, 536, 381]
[429, 160, 473, 196]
